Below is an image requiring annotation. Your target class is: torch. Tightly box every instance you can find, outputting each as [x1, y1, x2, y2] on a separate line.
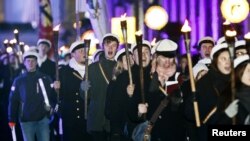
[13, 29, 19, 44]
[19, 42, 25, 53]
[135, 30, 146, 107]
[84, 39, 91, 119]
[53, 24, 60, 101]
[225, 29, 237, 125]
[244, 32, 250, 55]
[3, 39, 9, 49]
[13, 29, 22, 64]
[120, 13, 133, 85]
[222, 20, 231, 35]
[181, 19, 201, 127]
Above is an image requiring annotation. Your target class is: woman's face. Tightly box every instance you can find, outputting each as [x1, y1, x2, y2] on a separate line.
[122, 54, 134, 70]
[241, 63, 250, 86]
[156, 55, 176, 78]
[217, 51, 231, 75]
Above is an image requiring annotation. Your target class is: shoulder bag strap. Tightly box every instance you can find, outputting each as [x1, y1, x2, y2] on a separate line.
[98, 63, 109, 84]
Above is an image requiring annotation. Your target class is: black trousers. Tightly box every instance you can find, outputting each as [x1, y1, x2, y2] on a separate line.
[90, 131, 110, 141]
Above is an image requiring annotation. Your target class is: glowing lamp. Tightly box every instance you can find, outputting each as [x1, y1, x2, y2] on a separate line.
[144, 6, 168, 30]
[221, 0, 249, 23]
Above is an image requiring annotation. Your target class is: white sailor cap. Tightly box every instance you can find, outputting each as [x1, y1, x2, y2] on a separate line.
[37, 39, 52, 48]
[28, 46, 39, 53]
[155, 39, 177, 58]
[217, 36, 238, 45]
[234, 54, 250, 68]
[235, 40, 246, 49]
[193, 63, 209, 78]
[23, 50, 39, 60]
[69, 40, 85, 53]
[101, 33, 120, 45]
[198, 36, 215, 48]
[114, 48, 132, 61]
[131, 40, 151, 52]
[92, 49, 104, 61]
[197, 58, 211, 65]
[210, 43, 228, 59]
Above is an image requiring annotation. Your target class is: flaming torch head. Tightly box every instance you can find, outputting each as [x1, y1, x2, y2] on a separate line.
[225, 29, 237, 43]
[3, 39, 8, 48]
[13, 29, 19, 43]
[120, 13, 127, 30]
[53, 24, 60, 33]
[135, 30, 143, 45]
[84, 39, 91, 48]
[181, 19, 191, 40]
[14, 29, 18, 34]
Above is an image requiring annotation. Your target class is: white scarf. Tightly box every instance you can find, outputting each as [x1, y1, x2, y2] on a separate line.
[38, 55, 47, 67]
[69, 58, 85, 78]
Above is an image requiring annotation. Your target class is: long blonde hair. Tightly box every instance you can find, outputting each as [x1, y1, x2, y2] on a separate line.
[112, 60, 125, 81]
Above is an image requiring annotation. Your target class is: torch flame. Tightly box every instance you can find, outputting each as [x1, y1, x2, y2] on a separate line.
[181, 19, 191, 32]
[223, 20, 230, 25]
[14, 29, 18, 34]
[4, 39, 8, 44]
[19, 42, 24, 46]
[151, 38, 156, 46]
[225, 30, 237, 37]
[121, 13, 127, 19]
[53, 24, 61, 31]
[10, 39, 17, 44]
[24, 45, 30, 52]
[244, 32, 250, 39]
[6, 47, 13, 53]
[135, 30, 142, 36]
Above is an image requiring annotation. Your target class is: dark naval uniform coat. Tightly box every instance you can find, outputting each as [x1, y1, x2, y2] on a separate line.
[59, 65, 91, 141]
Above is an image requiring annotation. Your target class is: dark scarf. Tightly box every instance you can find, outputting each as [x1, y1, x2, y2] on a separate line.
[237, 84, 250, 113]
[209, 68, 230, 93]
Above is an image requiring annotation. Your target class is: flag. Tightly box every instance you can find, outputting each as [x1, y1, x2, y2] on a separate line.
[86, 0, 109, 42]
[76, 0, 87, 13]
[38, 0, 53, 56]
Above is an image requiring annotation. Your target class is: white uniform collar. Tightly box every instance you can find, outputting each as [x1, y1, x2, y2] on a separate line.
[165, 72, 180, 86]
[69, 58, 85, 78]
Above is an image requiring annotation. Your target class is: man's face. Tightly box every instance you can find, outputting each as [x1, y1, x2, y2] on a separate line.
[72, 48, 86, 64]
[24, 57, 37, 72]
[236, 48, 247, 58]
[217, 51, 231, 75]
[104, 41, 118, 60]
[133, 46, 151, 67]
[200, 43, 213, 58]
[38, 43, 50, 56]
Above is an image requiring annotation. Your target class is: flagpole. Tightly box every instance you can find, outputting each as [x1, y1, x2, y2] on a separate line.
[75, 0, 81, 40]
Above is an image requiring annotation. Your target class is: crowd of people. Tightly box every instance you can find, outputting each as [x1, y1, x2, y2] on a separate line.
[0, 32, 249, 141]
